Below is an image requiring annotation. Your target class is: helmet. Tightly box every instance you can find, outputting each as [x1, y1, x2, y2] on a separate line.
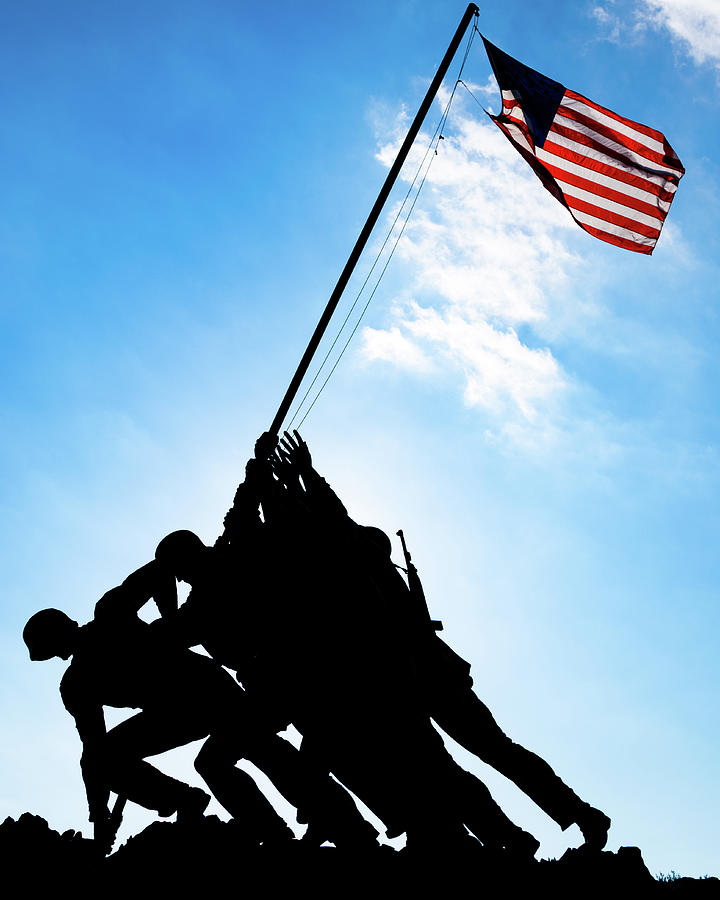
[155, 530, 206, 576]
[360, 526, 392, 557]
[155, 530, 205, 562]
[23, 608, 78, 661]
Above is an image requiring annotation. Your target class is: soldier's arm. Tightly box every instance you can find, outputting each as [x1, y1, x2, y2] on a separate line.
[220, 460, 265, 543]
[121, 560, 178, 619]
[92, 561, 178, 623]
[218, 433, 279, 543]
[251, 433, 299, 526]
[278, 430, 349, 519]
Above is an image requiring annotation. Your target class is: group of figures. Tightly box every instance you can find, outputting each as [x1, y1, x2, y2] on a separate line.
[24, 431, 611, 856]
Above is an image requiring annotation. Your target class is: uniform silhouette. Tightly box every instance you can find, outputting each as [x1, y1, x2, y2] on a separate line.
[24, 423, 611, 856]
[270, 430, 611, 851]
[23, 569, 303, 852]
[153, 447, 473, 849]
[234, 432, 521, 851]
[152, 527, 381, 849]
[375, 525, 610, 848]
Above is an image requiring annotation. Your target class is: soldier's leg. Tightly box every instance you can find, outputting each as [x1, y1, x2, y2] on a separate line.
[199, 684, 379, 849]
[317, 709, 469, 851]
[207, 674, 380, 848]
[451, 767, 539, 858]
[387, 720, 472, 852]
[241, 732, 379, 848]
[101, 710, 210, 818]
[193, 734, 294, 843]
[431, 687, 609, 845]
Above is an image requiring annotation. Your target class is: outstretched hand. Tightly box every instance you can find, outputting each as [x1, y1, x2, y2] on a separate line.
[269, 445, 294, 486]
[279, 430, 312, 472]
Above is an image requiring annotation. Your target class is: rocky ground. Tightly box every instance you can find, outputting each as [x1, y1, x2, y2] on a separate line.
[1, 812, 717, 898]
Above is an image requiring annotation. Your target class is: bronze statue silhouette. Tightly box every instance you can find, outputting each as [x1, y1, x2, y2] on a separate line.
[152, 528, 383, 850]
[152, 446, 479, 850]
[268, 430, 611, 851]
[215, 431, 537, 851]
[23, 427, 611, 857]
[22, 570, 305, 854]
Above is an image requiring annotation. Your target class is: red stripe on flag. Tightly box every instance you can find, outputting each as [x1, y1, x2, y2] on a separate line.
[541, 159, 666, 220]
[542, 138, 677, 202]
[556, 104, 684, 173]
[549, 120, 677, 177]
[492, 118, 569, 208]
[564, 88, 666, 144]
[574, 219, 654, 254]
[563, 194, 661, 240]
[495, 114, 536, 152]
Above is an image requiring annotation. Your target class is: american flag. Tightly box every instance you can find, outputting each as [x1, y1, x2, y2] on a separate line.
[481, 37, 685, 255]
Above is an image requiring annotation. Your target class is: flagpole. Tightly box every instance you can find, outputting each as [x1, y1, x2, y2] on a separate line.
[269, 3, 479, 436]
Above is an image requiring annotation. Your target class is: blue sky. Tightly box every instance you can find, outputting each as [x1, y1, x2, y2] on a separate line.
[1, 0, 718, 877]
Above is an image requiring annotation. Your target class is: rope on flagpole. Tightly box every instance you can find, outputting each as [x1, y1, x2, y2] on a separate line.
[285, 121, 444, 430]
[458, 79, 491, 115]
[286, 23, 479, 431]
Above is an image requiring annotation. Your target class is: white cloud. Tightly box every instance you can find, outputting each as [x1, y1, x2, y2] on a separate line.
[639, 0, 720, 67]
[361, 88, 580, 439]
[361, 323, 434, 372]
[462, 75, 499, 106]
[403, 305, 567, 421]
[593, 0, 720, 69]
[592, 4, 624, 41]
[592, 5, 612, 22]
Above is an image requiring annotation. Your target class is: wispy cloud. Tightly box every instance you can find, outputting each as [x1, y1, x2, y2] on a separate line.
[640, 0, 720, 67]
[592, 0, 720, 69]
[591, 4, 626, 42]
[361, 86, 582, 443]
[361, 323, 434, 372]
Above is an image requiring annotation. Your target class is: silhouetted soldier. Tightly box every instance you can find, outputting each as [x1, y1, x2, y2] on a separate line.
[153, 521, 382, 849]
[272, 431, 611, 851]
[381, 523, 612, 849]
[23, 569, 296, 853]
[155, 466, 473, 849]
[245, 434, 508, 851]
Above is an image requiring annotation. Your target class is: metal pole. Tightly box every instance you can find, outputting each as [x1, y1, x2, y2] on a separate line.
[270, 3, 479, 435]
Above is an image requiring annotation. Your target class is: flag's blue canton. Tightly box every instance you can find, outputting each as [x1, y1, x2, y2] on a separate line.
[482, 37, 564, 149]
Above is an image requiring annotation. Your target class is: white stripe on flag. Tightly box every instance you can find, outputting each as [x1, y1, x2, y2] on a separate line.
[569, 206, 656, 247]
[550, 116, 680, 177]
[553, 178, 663, 229]
[559, 95, 666, 155]
[535, 146, 671, 210]
[544, 129, 678, 189]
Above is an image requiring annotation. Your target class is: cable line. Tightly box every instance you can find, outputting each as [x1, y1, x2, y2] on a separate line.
[287, 24, 478, 430]
[290, 25, 478, 430]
